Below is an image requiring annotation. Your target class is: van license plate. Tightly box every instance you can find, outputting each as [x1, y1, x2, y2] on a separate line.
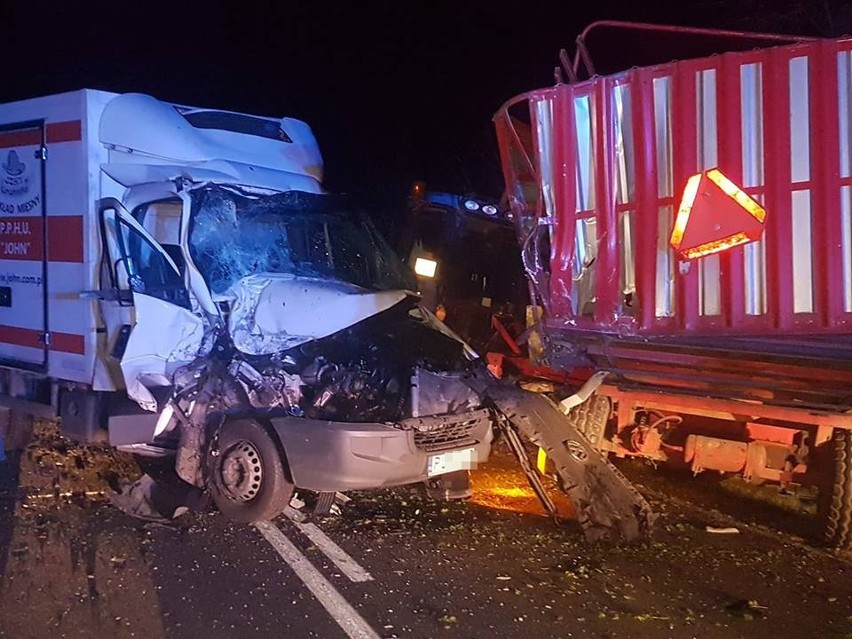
[427, 447, 476, 477]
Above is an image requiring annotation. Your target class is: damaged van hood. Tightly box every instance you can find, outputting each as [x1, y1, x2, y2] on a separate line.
[225, 274, 409, 355]
[173, 295, 479, 425]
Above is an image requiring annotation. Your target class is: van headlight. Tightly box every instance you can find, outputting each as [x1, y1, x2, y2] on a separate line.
[414, 257, 438, 278]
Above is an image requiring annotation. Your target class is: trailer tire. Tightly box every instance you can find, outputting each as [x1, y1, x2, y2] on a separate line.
[207, 419, 293, 523]
[821, 428, 852, 550]
[566, 394, 610, 450]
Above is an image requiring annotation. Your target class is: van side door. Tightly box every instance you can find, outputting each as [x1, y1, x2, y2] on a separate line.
[97, 198, 204, 412]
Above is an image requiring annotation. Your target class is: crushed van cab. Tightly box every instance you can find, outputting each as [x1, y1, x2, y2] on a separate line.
[127, 186, 495, 520]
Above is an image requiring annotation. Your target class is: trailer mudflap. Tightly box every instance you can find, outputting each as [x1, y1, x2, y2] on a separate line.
[482, 382, 655, 542]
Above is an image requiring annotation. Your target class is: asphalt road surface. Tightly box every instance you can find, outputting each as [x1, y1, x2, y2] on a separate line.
[1, 424, 851, 639]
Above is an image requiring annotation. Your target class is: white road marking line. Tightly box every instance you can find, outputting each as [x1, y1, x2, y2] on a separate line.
[284, 508, 374, 583]
[255, 522, 381, 639]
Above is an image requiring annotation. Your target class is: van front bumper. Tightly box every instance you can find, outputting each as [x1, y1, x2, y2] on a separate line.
[269, 409, 493, 492]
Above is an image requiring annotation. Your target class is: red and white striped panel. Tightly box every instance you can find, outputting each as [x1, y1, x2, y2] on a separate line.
[0, 113, 89, 373]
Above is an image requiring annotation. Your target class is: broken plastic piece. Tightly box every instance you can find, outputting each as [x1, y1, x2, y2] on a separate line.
[109, 474, 207, 522]
[478, 378, 655, 542]
[559, 371, 608, 413]
[705, 526, 740, 534]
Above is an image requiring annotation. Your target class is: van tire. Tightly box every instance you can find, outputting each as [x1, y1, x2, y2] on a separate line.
[207, 419, 293, 522]
[821, 428, 852, 550]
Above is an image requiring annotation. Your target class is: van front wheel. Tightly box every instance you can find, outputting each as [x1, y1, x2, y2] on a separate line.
[207, 419, 293, 522]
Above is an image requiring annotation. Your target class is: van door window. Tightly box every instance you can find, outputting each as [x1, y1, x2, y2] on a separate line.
[116, 218, 190, 309]
[133, 200, 185, 276]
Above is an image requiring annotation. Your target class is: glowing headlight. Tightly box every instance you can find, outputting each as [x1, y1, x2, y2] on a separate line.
[482, 204, 498, 216]
[463, 199, 480, 211]
[414, 257, 438, 278]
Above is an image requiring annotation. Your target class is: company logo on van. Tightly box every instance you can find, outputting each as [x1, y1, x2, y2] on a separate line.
[1, 150, 29, 198]
[2, 150, 25, 177]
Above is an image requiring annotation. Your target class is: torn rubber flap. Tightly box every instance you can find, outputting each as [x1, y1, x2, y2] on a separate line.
[479, 380, 655, 542]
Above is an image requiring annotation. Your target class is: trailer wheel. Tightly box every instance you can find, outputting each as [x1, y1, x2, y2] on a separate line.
[566, 394, 611, 450]
[821, 428, 852, 550]
[207, 419, 293, 523]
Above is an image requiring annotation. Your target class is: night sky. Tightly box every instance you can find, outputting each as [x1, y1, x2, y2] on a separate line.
[0, 0, 838, 213]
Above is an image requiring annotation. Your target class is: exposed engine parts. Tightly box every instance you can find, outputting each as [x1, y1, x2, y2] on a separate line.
[226, 352, 408, 423]
[161, 316, 482, 487]
[213, 301, 474, 425]
[230, 359, 303, 412]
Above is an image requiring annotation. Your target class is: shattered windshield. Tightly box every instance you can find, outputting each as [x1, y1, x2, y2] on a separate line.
[189, 186, 414, 295]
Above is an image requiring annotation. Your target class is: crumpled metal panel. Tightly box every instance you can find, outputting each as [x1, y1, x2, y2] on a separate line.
[120, 294, 205, 411]
[225, 274, 407, 356]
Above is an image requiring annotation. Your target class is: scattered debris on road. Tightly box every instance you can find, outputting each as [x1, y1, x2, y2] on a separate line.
[706, 526, 740, 534]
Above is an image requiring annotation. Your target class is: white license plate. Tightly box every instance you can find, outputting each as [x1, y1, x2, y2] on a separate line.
[427, 447, 476, 477]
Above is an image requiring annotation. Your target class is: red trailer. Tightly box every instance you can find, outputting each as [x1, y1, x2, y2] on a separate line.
[494, 22, 852, 548]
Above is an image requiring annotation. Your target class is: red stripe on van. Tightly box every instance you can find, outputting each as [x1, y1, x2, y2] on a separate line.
[0, 120, 81, 149]
[47, 216, 84, 262]
[0, 128, 41, 149]
[50, 331, 86, 355]
[0, 325, 85, 355]
[46, 120, 82, 144]
[0, 217, 43, 261]
[0, 216, 84, 263]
